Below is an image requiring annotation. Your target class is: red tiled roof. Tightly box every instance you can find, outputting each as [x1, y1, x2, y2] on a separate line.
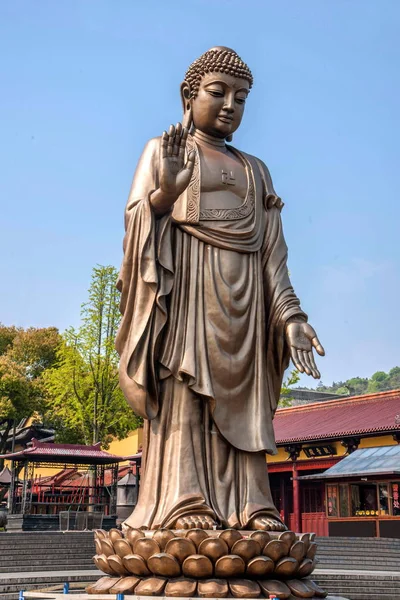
[274, 389, 400, 444]
[32, 465, 135, 490]
[0, 439, 126, 464]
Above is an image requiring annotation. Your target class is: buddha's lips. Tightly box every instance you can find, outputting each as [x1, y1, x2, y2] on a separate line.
[218, 115, 234, 123]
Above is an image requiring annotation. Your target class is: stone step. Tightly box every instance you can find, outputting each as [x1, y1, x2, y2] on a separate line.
[0, 554, 94, 562]
[0, 536, 94, 541]
[0, 531, 95, 539]
[318, 549, 400, 557]
[0, 561, 95, 573]
[0, 547, 94, 556]
[314, 575, 400, 600]
[317, 541, 400, 549]
[0, 566, 94, 574]
[318, 545, 400, 553]
[0, 554, 93, 571]
[0, 555, 94, 564]
[318, 557, 400, 564]
[317, 540, 400, 547]
[0, 544, 93, 548]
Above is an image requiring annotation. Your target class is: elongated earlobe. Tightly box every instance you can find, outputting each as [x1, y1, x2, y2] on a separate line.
[226, 134, 233, 142]
[182, 103, 193, 130]
[180, 82, 193, 131]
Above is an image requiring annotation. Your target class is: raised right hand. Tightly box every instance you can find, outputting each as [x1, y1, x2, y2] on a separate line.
[151, 123, 195, 214]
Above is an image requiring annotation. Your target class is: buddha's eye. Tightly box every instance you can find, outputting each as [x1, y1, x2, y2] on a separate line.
[207, 89, 224, 97]
[236, 96, 246, 105]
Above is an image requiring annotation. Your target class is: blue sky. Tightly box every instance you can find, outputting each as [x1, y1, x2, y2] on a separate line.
[1, 1, 399, 387]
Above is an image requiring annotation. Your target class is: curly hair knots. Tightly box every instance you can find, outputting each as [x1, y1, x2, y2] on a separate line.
[184, 47, 253, 99]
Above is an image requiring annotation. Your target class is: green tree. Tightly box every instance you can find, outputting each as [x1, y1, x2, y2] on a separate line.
[294, 367, 400, 397]
[388, 367, 400, 390]
[335, 386, 350, 396]
[8, 327, 60, 379]
[280, 369, 301, 407]
[0, 324, 20, 356]
[343, 377, 368, 396]
[367, 370, 390, 393]
[42, 265, 142, 447]
[0, 325, 60, 468]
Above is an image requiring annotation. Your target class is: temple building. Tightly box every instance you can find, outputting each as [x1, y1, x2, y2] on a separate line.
[268, 389, 400, 537]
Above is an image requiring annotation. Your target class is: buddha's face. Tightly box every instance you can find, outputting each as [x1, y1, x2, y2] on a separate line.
[190, 72, 250, 139]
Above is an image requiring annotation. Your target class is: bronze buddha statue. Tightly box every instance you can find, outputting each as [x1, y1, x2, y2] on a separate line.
[116, 47, 324, 531]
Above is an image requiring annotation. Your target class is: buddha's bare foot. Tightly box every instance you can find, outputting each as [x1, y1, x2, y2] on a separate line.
[175, 514, 217, 530]
[248, 516, 287, 531]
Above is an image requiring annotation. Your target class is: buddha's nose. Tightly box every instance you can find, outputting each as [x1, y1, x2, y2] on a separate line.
[223, 94, 235, 113]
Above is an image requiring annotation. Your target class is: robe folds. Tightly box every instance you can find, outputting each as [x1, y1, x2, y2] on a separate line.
[115, 135, 307, 529]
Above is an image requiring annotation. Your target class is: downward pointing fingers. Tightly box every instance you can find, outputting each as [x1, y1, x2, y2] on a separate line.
[301, 350, 313, 376]
[308, 351, 321, 379]
[299, 350, 311, 375]
[291, 348, 304, 373]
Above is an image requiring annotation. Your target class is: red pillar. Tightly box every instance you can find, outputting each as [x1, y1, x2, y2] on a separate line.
[279, 476, 286, 525]
[292, 461, 301, 533]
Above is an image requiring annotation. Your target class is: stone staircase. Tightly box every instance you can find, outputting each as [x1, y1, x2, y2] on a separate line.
[0, 532, 98, 600]
[0, 533, 399, 600]
[315, 570, 400, 600]
[313, 537, 400, 600]
[316, 536, 400, 572]
[0, 532, 95, 574]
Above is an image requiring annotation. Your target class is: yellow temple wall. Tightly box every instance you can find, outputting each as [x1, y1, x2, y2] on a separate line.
[266, 433, 396, 464]
[108, 429, 143, 464]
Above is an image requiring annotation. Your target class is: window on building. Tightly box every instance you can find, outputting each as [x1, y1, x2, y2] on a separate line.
[302, 484, 324, 513]
[339, 483, 350, 517]
[351, 483, 378, 516]
[326, 484, 338, 517]
[378, 483, 389, 515]
[392, 482, 400, 516]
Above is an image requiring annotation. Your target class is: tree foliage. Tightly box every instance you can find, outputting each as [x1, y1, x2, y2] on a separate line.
[298, 366, 400, 396]
[279, 369, 301, 407]
[0, 324, 60, 467]
[42, 265, 142, 447]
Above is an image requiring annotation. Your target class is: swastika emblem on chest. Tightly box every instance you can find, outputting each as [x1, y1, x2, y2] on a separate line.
[221, 169, 236, 186]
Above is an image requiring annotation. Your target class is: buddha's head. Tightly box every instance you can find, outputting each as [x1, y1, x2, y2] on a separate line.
[181, 47, 253, 140]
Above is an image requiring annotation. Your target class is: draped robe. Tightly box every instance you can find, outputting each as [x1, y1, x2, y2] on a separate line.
[115, 135, 307, 529]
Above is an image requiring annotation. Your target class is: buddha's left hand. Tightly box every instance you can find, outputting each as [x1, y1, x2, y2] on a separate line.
[285, 321, 325, 379]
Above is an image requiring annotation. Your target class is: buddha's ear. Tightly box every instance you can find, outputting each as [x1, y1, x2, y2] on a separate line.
[180, 81, 193, 131]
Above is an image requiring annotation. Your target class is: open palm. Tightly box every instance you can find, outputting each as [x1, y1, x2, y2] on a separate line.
[159, 123, 195, 199]
[286, 321, 325, 379]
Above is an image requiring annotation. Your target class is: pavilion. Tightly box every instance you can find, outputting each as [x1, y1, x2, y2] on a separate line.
[0, 438, 127, 531]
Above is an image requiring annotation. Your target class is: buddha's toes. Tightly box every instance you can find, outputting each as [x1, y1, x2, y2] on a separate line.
[175, 514, 217, 530]
[248, 516, 288, 531]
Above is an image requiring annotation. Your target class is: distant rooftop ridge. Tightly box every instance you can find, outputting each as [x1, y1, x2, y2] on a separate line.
[281, 388, 345, 404]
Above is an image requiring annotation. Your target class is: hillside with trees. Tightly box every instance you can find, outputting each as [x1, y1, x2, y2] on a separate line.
[297, 367, 400, 397]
